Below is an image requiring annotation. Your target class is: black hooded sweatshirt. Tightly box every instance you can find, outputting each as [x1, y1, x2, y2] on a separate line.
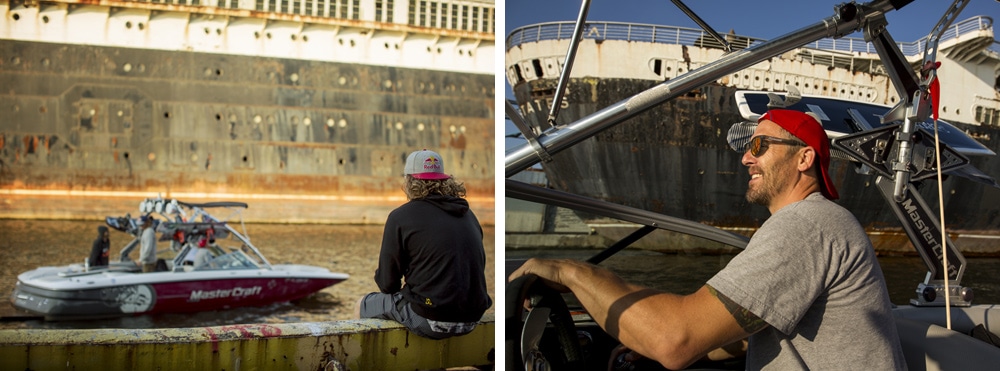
[374, 194, 492, 322]
[89, 226, 110, 267]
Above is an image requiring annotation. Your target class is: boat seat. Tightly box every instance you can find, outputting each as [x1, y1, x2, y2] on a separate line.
[895, 316, 1000, 371]
[893, 304, 1000, 338]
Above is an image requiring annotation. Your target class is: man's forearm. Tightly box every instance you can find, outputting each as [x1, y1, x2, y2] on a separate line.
[514, 258, 729, 369]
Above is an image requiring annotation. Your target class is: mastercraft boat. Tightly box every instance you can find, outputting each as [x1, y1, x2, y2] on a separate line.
[11, 197, 348, 320]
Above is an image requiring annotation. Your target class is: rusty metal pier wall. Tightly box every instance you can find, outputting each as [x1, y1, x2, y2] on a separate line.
[0, 315, 495, 370]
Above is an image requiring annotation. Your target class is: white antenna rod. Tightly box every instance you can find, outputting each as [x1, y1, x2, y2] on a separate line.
[934, 117, 951, 329]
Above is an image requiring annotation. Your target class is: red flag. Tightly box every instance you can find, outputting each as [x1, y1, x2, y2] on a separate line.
[925, 61, 942, 120]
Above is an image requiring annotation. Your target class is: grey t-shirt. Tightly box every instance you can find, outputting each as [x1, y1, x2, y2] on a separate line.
[707, 193, 906, 370]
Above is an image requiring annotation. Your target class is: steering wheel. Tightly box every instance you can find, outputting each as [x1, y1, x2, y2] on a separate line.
[505, 274, 584, 370]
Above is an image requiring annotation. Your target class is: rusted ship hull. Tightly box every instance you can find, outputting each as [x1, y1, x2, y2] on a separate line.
[1, 0, 496, 224]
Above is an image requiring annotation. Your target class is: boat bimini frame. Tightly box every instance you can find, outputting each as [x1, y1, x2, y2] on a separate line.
[111, 197, 274, 271]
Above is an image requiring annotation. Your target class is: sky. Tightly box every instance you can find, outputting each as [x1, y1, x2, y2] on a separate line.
[501, 0, 1000, 148]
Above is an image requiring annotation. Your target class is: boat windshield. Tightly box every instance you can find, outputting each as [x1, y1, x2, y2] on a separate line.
[195, 250, 260, 271]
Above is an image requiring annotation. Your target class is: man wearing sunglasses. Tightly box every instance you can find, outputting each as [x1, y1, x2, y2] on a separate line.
[510, 109, 905, 370]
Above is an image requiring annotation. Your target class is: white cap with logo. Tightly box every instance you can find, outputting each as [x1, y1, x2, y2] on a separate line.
[404, 149, 450, 180]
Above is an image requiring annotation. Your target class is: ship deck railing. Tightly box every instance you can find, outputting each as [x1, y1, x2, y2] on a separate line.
[506, 15, 993, 59]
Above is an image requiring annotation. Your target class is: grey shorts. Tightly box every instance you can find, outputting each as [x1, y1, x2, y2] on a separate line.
[359, 292, 477, 340]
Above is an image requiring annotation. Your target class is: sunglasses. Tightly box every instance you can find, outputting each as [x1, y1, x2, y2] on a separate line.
[744, 135, 806, 157]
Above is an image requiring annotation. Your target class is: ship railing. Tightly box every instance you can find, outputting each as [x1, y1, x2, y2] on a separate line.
[507, 15, 993, 59]
[805, 15, 994, 56]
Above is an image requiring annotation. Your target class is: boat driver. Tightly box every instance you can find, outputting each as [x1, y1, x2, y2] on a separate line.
[355, 149, 492, 340]
[139, 215, 159, 273]
[192, 235, 216, 268]
[509, 110, 906, 369]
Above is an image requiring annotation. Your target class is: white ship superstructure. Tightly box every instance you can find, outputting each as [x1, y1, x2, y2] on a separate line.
[4, 0, 494, 74]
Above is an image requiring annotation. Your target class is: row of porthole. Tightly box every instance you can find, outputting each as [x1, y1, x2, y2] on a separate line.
[143, 152, 258, 165]
[120, 65, 477, 95]
[13, 100, 473, 120]
[7, 105, 137, 117]
[731, 73, 875, 100]
[382, 79, 471, 93]
[206, 111, 449, 133]
[8, 57, 51, 67]
[55, 143, 459, 169]
[353, 78, 486, 95]
[10, 55, 482, 95]
[220, 113, 358, 129]
[123, 63, 147, 73]
[8, 104, 50, 114]
[12, 11, 349, 47]
[13, 12, 487, 56]
[126, 21, 147, 31]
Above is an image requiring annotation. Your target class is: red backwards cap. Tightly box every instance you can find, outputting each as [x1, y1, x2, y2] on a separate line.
[758, 109, 839, 200]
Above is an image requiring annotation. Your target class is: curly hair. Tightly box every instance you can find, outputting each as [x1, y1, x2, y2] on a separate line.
[403, 175, 467, 200]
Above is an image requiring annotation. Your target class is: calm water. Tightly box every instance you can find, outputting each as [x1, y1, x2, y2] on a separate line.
[0, 219, 495, 329]
[506, 249, 1000, 307]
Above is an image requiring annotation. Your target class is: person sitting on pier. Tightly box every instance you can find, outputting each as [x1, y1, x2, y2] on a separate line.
[510, 110, 906, 370]
[88, 225, 111, 269]
[356, 149, 492, 340]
